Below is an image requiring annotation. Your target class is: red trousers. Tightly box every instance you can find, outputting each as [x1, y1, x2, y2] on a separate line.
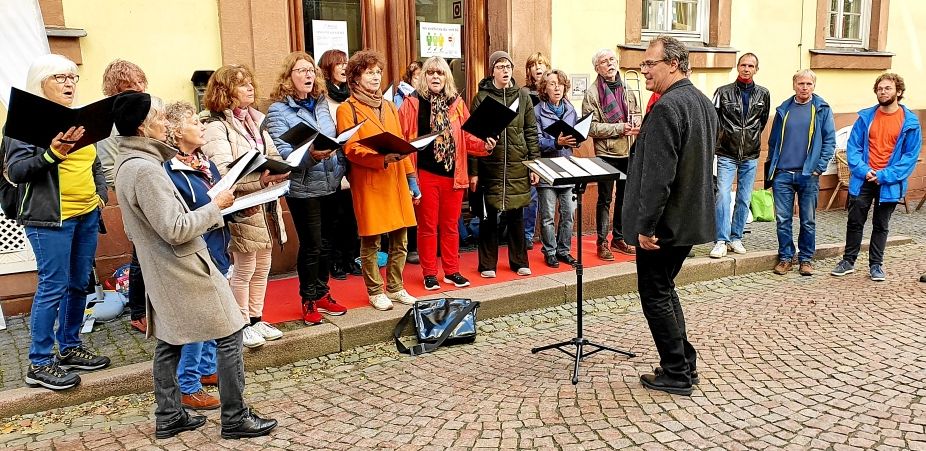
[416, 170, 464, 276]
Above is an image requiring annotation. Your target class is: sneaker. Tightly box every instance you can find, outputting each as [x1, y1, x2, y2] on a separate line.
[480, 270, 497, 278]
[407, 251, 420, 264]
[870, 264, 886, 282]
[709, 241, 727, 258]
[251, 321, 283, 341]
[25, 362, 80, 390]
[610, 239, 636, 255]
[830, 259, 855, 276]
[57, 345, 111, 371]
[516, 267, 532, 276]
[242, 326, 266, 348]
[315, 294, 347, 316]
[181, 390, 221, 410]
[443, 273, 470, 288]
[728, 240, 747, 254]
[301, 300, 323, 325]
[387, 289, 417, 305]
[799, 261, 814, 276]
[597, 243, 614, 261]
[424, 275, 441, 291]
[130, 316, 147, 334]
[773, 260, 793, 275]
[369, 293, 393, 311]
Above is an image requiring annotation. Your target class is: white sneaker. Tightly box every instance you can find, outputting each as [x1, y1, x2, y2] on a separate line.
[516, 267, 532, 276]
[480, 270, 496, 278]
[728, 240, 747, 254]
[386, 289, 417, 305]
[251, 321, 283, 341]
[369, 293, 393, 311]
[709, 241, 727, 258]
[242, 326, 266, 348]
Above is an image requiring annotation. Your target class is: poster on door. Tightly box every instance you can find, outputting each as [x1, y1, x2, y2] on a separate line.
[419, 22, 462, 59]
[312, 20, 349, 58]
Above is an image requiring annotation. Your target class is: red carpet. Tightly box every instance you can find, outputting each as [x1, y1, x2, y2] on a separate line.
[262, 234, 635, 324]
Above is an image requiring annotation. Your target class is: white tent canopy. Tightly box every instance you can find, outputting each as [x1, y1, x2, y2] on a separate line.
[0, 0, 49, 108]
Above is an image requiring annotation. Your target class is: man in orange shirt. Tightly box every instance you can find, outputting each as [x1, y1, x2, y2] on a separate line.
[831, 73, 922, 281]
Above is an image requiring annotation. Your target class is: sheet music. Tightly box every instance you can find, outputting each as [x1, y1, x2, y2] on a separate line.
[208, 150, 259, 198]
[551, 157, 590, 177]
[569, 156, 609, 176]
[335, 121, 365, 143]
[383, 84, 394, 103]
[527, 160, 559, 184]
[411, 133, 440, 149]
[221, 181, 291, 215]
[574, 114, 592, 139]
[285, 136, 317, 167]
[509, 97, 520, 112]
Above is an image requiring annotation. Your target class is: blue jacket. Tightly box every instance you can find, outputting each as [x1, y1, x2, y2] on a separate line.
[846, 104, 922, 202]
[766, 94, 836, 178]
[534, 101, 577, 187]
[163, 157, 232, 274]
[265, 95, 346, 198]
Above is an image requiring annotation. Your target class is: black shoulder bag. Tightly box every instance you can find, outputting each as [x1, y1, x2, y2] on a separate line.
[393, 298, 480, 356]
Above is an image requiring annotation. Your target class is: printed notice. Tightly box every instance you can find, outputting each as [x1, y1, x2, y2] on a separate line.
[312, 20, 349, 58]
[419, 22, 462, 59]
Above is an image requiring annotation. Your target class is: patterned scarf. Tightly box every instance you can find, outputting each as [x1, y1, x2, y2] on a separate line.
[428, 93, 456, 172]
[597, 74, 627, 124]
[232, 107, 263, 148]
[176, 149, 214, 183]
[326, 81, 350, 103]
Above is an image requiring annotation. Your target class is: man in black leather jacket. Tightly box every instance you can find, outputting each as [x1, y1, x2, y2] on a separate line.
[709, 53, 770, 259]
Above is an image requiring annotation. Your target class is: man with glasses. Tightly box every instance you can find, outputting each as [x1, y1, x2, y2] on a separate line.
[623, 36, 717, 396]
[831, 73, 922, 281]
[582, 49, 640, 261]
[709, 53, 770, 259]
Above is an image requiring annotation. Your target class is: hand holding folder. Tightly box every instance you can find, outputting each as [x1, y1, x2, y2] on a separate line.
[281, 121, 364, 151]
[355, 131, 441, 155]
[4, 87, 116, 151]
[543, 112, 593, 145]
[462, 96, 520, 140]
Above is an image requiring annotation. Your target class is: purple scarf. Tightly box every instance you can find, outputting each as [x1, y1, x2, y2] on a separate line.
[597, 75, 627, 124]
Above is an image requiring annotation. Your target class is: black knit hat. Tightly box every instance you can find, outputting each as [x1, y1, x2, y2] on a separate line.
[112, 91, 151, 136]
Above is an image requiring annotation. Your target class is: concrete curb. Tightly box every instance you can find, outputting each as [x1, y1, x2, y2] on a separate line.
[0, 235, 914, 419]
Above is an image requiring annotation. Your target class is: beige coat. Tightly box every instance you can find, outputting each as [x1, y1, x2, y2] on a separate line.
[114, 136, 246, 345]
[200, 108, 287, 253]
[581, 82, 640, 158]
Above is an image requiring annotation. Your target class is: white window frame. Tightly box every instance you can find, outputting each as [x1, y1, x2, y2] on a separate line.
[826, 0, 871, 48]
[641, 0, 708, 44]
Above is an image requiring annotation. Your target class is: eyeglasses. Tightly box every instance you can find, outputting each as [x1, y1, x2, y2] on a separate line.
[52, 74, 79, 84]
[363, 69, 383, 76]
[597, 57, 617, 66]
[494, 64, 512, 71]
[425, 69, 445, 76]
[292, 67, 316, 75]
[639, 59, 668, 69]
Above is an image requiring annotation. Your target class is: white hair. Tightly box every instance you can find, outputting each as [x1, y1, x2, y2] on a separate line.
[25, 54, 78, 99]
[591, 48, 616, 67]
[140, 96, 165, 138]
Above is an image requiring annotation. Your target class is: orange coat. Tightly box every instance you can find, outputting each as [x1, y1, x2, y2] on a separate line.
[337, 97, 417, 237]
[396, 94, 490, 189]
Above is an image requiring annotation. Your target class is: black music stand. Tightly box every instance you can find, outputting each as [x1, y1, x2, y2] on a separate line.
[525, 157, 635, 384]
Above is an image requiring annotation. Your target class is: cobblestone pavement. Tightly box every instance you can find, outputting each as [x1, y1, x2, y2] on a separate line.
[0, 209, 923, 392]
[1, 236, 925, 449]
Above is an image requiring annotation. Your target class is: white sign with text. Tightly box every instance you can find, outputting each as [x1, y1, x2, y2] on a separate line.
[312, 20, 349, 58]
[419, 22, 462, 59]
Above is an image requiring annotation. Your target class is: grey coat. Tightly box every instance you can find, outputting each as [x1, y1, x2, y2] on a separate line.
[115, 136, 246, 345]
[622, 79, 717, 247]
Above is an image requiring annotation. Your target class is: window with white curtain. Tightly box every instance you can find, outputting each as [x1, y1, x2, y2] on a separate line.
[642, 0, 706, 42]
[827, 0, 871, 48]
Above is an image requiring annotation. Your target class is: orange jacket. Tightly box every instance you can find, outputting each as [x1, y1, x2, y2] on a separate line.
[397, 93, 489, 190]
[337, 97, 417, 237]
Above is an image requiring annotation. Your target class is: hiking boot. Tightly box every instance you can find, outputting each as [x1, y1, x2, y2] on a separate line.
[597, 243, 614, 261]
[610, 239, 635, 255]
[369, 293, 393, 311]
[242, 326, 266, 348]
[251, 321, 282, 341]
[181, 390, 220, 410]
[870, 264, 886, 282]
[799, 261, 814, 276]
[315, 294, 347, 316]
[302, 300, 323, 325]
[709, 241, 727, 258]
[830, 259, 855, 276]
[773, 260, 793, 275]
[728, 240, 747, 254]
[387, 289, 417, 305]
[25, 362, 80, 391]
[443, 273, 470, 288]
[424, 275, 441, 291]
[57, 345, 111, 371]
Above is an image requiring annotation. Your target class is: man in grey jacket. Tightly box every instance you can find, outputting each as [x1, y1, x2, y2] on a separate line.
[623, 36, 717, 396]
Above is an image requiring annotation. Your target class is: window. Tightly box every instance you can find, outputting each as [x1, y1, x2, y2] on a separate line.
[826, 0, 871, 48]
[642, 0, 705, 42]
[303, 0, 362, 57]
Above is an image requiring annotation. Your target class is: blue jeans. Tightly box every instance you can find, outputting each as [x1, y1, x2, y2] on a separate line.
[25, 208, 101, 366]
[178, 340, 217, 394]
[773, 171, 819, 262]
[538, 186, 576, 256]
[523, 186, 538, 241]
[715, 156, 757, 242]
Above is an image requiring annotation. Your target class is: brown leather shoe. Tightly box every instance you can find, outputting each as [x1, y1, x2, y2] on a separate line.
[799, 261, 814, 276]
[611, 239, 636, 255]
[181, 390, 220, 410]
[773, 260, 793, 275]
[200, 373, 218, 386]
[597, 243, 614, 261]
[130, 317, 147, 334]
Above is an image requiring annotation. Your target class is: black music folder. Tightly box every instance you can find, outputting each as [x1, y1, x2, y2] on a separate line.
[4, 87, 116, 151]
[356, 131, 441, 155]
[282, 121, 365, 151]
[542, 112, 593, 144]
[462, 96, 520, 140]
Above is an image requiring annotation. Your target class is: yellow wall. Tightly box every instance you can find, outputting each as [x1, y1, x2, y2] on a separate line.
[61, 0, 223, 106]
[551, 0, 926, 115]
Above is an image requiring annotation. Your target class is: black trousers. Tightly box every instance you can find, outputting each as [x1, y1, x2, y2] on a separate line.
[843, 181, 896, 267]
[478, 203, 529, 272]
[154, 329, 247, 427]
[596, 156, 629, 245]
[128, 247, 146, 320]
[287, 194, 336, 301]
[329, 187, 360, 267]
[636, 244, 697, 382]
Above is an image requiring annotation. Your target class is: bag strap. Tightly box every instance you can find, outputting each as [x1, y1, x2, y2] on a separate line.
[393, 301, 479, 356]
